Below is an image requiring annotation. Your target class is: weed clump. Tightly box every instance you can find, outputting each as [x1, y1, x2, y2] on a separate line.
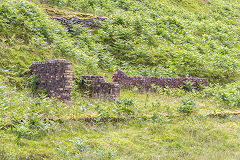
[11, 114, 56, 140]
[177, 97, 196, 115]
[183, 81, 194, 91]
[114, 98, 136, 116]
[27, 75, 40, 93]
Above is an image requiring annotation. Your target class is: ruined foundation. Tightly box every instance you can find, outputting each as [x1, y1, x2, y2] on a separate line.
[30, 59, 73, 102]
[77, 75, 120, 99]
[112, 69, 208, 91]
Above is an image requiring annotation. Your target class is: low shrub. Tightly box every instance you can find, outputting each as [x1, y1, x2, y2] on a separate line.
[177, 97, 196, 114]
[114, 98, 136, 116]
[212, 82, 240, 108]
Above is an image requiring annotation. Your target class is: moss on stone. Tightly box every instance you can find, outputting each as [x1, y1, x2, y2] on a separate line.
[41, 6, 102, 20]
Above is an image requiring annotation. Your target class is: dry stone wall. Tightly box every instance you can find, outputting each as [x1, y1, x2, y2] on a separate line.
[51, 17, 107, 29]
[112, 69, 208, 91]
[78, 75, 120, 99]
[30, 59, 73, 102]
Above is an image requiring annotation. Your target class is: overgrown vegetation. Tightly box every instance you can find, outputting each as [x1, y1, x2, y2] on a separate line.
[1, 0, 240, 84]
[0, 0, 240, 159]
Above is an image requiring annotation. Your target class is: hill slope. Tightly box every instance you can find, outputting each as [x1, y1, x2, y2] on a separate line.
[0, 0, 240, 159]
[0, 0, 240, 85]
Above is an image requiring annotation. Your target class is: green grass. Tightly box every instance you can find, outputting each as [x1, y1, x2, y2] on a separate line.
[0, 85, 235, 121]
[0, 0, 240, 159]
[1, 84, 240, 159]
[1, 115, 240, 159]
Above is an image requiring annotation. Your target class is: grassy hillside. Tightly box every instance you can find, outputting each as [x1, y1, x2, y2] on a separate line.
[0, 0, 240, 84]
[0, 0, 240, 159]
[34, 0, 240, 83]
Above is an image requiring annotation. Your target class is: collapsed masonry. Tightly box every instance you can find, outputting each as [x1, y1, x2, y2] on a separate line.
[77, 75, 120, 99]
[112, 69, 208, 91]
[30, 60, 73, 102]
[44, 7, 107, 29]
[51, 16, 107, 29]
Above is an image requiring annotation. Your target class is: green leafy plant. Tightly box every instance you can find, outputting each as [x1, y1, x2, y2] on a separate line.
[27, 75, 40, 93]
[114, 98, 135, 116]
[177, 97, 196, 114]
[183, 81, 195, 91]
[11, 114, 55, 140]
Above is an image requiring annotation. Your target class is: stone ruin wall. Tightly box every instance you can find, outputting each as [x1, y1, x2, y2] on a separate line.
[112, 69, 208, 91]
[30, 59, 73, 102]
[44, 8, 107, 29]
[51, 16, 107, 29]
[78, 75, 120, 99]
[29, 61, 208, 102]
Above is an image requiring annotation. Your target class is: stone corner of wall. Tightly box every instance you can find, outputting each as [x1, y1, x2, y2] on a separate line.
[30, 59, 73, 102]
